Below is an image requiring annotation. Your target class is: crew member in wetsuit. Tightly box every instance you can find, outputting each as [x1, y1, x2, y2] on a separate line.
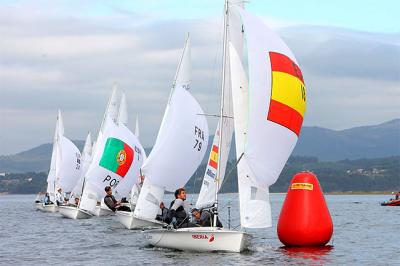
[104, 186, 131, 212]
[191, 208, 223, 227]
[55, 188, 65, 206]
[168, 188, 196, 228]
[156, 202, 169, 223]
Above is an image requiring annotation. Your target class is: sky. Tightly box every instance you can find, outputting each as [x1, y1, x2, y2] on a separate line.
[0, 0, 399, 155]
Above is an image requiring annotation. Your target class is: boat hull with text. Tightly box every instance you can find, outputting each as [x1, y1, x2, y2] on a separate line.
[143, 227, 250, 252]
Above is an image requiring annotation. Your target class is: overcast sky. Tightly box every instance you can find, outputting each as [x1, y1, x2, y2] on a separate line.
[0, 0, 399, 155]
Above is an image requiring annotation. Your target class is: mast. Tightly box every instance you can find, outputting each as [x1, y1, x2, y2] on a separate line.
[214, 0, 229, 227]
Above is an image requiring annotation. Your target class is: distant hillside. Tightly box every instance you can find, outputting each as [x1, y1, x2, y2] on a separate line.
[0, 119, 399, 173]
[293, 119, 400, 161]
[185, 156, 400, 193]
[2, 156, 398, 194]
[0, 141, 84, 173]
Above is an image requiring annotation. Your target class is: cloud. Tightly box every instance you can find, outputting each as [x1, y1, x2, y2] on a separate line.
[0, 2, 399, 155]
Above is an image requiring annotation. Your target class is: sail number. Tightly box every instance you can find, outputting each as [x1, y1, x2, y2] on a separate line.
[194, 126, 205, 151]
[76, 153, 81, 170]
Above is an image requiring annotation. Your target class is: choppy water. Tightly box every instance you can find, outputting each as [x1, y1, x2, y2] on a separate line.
[0, 193, 398, 265]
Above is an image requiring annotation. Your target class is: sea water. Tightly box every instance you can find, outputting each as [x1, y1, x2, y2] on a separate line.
[0, 194, 398, 265]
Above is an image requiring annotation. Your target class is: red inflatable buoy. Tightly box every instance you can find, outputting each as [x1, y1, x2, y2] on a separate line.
[277, 172, 333, 246]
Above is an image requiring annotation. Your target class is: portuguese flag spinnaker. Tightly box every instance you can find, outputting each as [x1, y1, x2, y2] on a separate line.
[99, 137, 134, 177]
[267, 52, 306, 136]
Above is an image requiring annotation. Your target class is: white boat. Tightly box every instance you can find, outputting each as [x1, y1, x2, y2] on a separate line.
[94, 200, 115, 216]
[35, 202, 44, 211]
[41, 203, 58, 213]
[115, 211, 164, 229]
[58, 205, 92, 219]
[39, 110, 82, 212]
[144, 227, 251, 253]
[145, 0, 306, 252]
[132, 35, 209, 230]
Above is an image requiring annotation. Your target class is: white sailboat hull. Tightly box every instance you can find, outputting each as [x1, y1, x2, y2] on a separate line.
[59, 205, 93, 219]
[143, 227, 250, 252]
[115, 211, 165, 230]
[35, 202, 44, 211]
[94, 205, 114, 216]
[41, 204, 58, 213]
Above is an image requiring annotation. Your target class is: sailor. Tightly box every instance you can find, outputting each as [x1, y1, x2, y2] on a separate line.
[130, 174, 145, 208]
[155, 202, 169, 223]
[44, 193, 51, 205]
[168, 188, 196, 228]
[191, 208, 223, 227]
[74, 197, 80, 206]
[55, 188, 65, 206]
[104, 186, 131, 212]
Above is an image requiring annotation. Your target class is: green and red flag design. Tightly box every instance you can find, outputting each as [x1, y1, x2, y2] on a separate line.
[267, 52, 306, 136]
[99, 137, 134, 177]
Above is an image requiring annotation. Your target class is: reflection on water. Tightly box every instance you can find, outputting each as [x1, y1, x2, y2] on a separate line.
[0, 194, 399, 265]
[280, 245, 334, 264]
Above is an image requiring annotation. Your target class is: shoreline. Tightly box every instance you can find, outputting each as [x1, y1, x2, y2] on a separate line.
[1, 191, 395, 196]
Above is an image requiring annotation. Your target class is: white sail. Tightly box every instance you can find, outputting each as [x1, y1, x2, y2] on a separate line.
[117, 91, 128, 126]
[133, 177, 165, 221]
[46, 111, 63, 201]
[114, 144, 147, 198]
[135, 114, 140, 139]
[238, 8, 306, 188]
[93, 85, 120, 157]
[70, 132, 93, 198]
[195, 5, 240, 208]
[141, 35, 209, 192]
[230, 43, 271, 228]
[228, 7, 306, 227]
[196, 119, 232, 208]
[55, 136, 82, 193]
[84, 122, 145, 201]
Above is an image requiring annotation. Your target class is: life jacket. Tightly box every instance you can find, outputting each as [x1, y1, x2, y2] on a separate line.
[169, 199, 187, 222]
[200, 210, 223, 228]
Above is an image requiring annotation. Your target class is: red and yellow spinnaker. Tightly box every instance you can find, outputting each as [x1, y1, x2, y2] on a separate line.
[267, 52, 306, 136]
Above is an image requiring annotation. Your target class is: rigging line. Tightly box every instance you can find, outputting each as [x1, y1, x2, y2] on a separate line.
[196, 114, 234, 119]
[219, 152, 245, 190]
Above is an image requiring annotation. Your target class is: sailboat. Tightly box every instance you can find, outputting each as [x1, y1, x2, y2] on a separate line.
[76, 107, 145, 218]
[144, 0, 306, 252]
[58, 86, 124, 219]
[116, 35, 209, 230]
[58, 132, 93, 219]
[40, 110, 82, 213]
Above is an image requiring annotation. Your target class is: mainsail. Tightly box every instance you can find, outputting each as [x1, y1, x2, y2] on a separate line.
[46, 110, 64, 201]
[135, 35, 209, 221]
[117, 91, 128, 127]
[70, 132, 93, 199]
[55, 135, 82, 193]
